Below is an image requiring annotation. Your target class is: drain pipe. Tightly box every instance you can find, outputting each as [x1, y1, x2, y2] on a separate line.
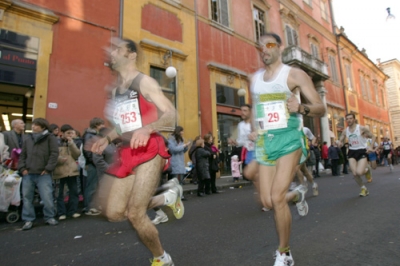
[194, 0, 201, 135]
[119, 0, 124, 37]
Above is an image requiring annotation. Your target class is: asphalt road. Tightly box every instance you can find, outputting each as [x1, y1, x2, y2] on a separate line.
[1, 166, 400, 266]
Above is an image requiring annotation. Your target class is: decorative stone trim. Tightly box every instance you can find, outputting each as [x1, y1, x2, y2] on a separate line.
[0, 0, 58, 24]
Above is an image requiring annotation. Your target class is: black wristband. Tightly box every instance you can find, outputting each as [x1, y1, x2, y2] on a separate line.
[300, 104, 310, 116]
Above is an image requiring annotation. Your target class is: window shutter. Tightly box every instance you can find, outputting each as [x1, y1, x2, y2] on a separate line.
[286, 25, 293, 46]
[293, 30, 298, 46]
[220, 0, 229, 27]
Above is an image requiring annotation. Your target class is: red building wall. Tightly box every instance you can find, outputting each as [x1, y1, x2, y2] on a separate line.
[24, 0, 120, 133]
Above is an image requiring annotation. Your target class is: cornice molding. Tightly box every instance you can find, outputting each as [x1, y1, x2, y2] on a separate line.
[207, 62, 248, 78]
[140, 39, 188, 61]
[0, 0, 58, 24]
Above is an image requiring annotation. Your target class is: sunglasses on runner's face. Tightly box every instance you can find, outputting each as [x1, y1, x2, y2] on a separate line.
[259, 42, 278, 49]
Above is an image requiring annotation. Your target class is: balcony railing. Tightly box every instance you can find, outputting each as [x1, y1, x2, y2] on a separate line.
[282, 46, 329, 80]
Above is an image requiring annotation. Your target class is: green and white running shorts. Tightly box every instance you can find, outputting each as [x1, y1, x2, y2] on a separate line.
[255, 127, 308, 166]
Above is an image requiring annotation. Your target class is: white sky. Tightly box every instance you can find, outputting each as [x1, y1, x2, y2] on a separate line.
[332, 0, 400, 63]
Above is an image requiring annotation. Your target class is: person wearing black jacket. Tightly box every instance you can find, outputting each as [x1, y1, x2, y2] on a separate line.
[18, 118, 59, 230]
[313, 143, 321, 177]
[203, 133, 220, 194]
[82, 117, 105, 215]
[190, 138, 211, 197]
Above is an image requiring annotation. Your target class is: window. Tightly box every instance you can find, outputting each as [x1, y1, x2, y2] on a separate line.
[310, 43, 319, 59]
[328, 55, 339, 83]
[320, 0, 328, 20]
[211, 0, 229, 27]
[216, 84, 245, 107]
[285, 25, 298, 46]
[359, 74, 366, 97]
[304, 0, 312, 7]
[150, 66, 176, 108]
[253, 6, 265, 42]
[365, 78, 371, 100]
[381, 89, 385, 108]
[373, 82, 380, 105]
[345, 63, 354, 90]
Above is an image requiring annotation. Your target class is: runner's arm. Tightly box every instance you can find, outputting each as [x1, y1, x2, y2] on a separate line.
[140, 76, 176, 133]
[287, 68, 326, 117]
[338, 131, 346, 147]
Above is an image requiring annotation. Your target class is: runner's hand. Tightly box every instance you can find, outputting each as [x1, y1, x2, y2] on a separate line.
[286, 93, 300, 113]
[248, 132, 257, 141]
[130, 127, 151, 149]
[91, 136, 108, 154]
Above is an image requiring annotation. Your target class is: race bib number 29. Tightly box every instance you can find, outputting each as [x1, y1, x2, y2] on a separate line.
[256, 93, 288, 131]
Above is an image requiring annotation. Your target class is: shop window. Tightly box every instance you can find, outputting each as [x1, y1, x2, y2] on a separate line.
[216, 84, 245, 107]
[150, 66, 176, 108]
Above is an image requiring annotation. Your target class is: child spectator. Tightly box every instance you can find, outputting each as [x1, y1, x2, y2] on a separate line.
[231, 155, 242, 182]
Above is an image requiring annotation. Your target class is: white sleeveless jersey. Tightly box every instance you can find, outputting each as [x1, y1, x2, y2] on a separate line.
[346, 125, 367, 150]
[251, 65, 302, 131]
[381, 141, 392, 151]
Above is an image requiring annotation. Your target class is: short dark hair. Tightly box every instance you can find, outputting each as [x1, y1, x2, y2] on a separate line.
[89, 117, 105, 129]
[32, 118, 50, 130]
[241, 104, 252, 109]
[323, 141, 327, 145]
[49, 124, 59, 132]
[260, 33, 282, 46]
[345, 113, 355, 119]
[123, 39, 137, 53]
[60, 124, 74, 133]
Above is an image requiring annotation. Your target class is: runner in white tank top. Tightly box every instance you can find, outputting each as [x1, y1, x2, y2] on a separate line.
[378, 136, 394, 171]
[339, 113, 376, 197]
[250, 33, 326, 266]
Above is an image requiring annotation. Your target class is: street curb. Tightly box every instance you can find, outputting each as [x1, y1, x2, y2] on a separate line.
[182, 179, 253, 195]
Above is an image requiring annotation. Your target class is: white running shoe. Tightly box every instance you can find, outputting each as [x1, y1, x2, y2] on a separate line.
[273, 250, 295, 266]
[312, 182, 319, 196]
[165, 186, 185, 219]
[261, 207, 270, 212]
[293, 185, 308, 216]
[289, 182, 297, 191]
[152, 212, 169, 225]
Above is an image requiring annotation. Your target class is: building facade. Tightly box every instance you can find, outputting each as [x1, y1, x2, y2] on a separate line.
[0, 0, 120, 132]
[380, 59, 400, 146]
[0, 0, 393, 165]
[336, 31, 390, 143]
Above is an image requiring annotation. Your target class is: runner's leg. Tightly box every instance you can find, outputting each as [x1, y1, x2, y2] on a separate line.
[259, 149, 302, 249]
[127, 155, 165, 257]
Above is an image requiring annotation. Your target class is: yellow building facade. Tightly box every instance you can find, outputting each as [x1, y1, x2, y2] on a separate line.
[123, 0, 199, 139]
[0, 0, 58, 120]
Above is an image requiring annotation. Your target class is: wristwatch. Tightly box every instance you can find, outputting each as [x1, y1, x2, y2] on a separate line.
[299, 104, 310, 116]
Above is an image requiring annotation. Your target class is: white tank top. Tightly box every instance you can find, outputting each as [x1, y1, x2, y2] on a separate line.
[346, 125, 367, 150]
[251, 65, 302, 132]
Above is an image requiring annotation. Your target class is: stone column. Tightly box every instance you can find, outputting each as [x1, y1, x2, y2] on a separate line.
[315, 81, 330, 146]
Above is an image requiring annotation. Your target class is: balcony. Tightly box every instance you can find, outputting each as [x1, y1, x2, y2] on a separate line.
[282, 46, 329, 81]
